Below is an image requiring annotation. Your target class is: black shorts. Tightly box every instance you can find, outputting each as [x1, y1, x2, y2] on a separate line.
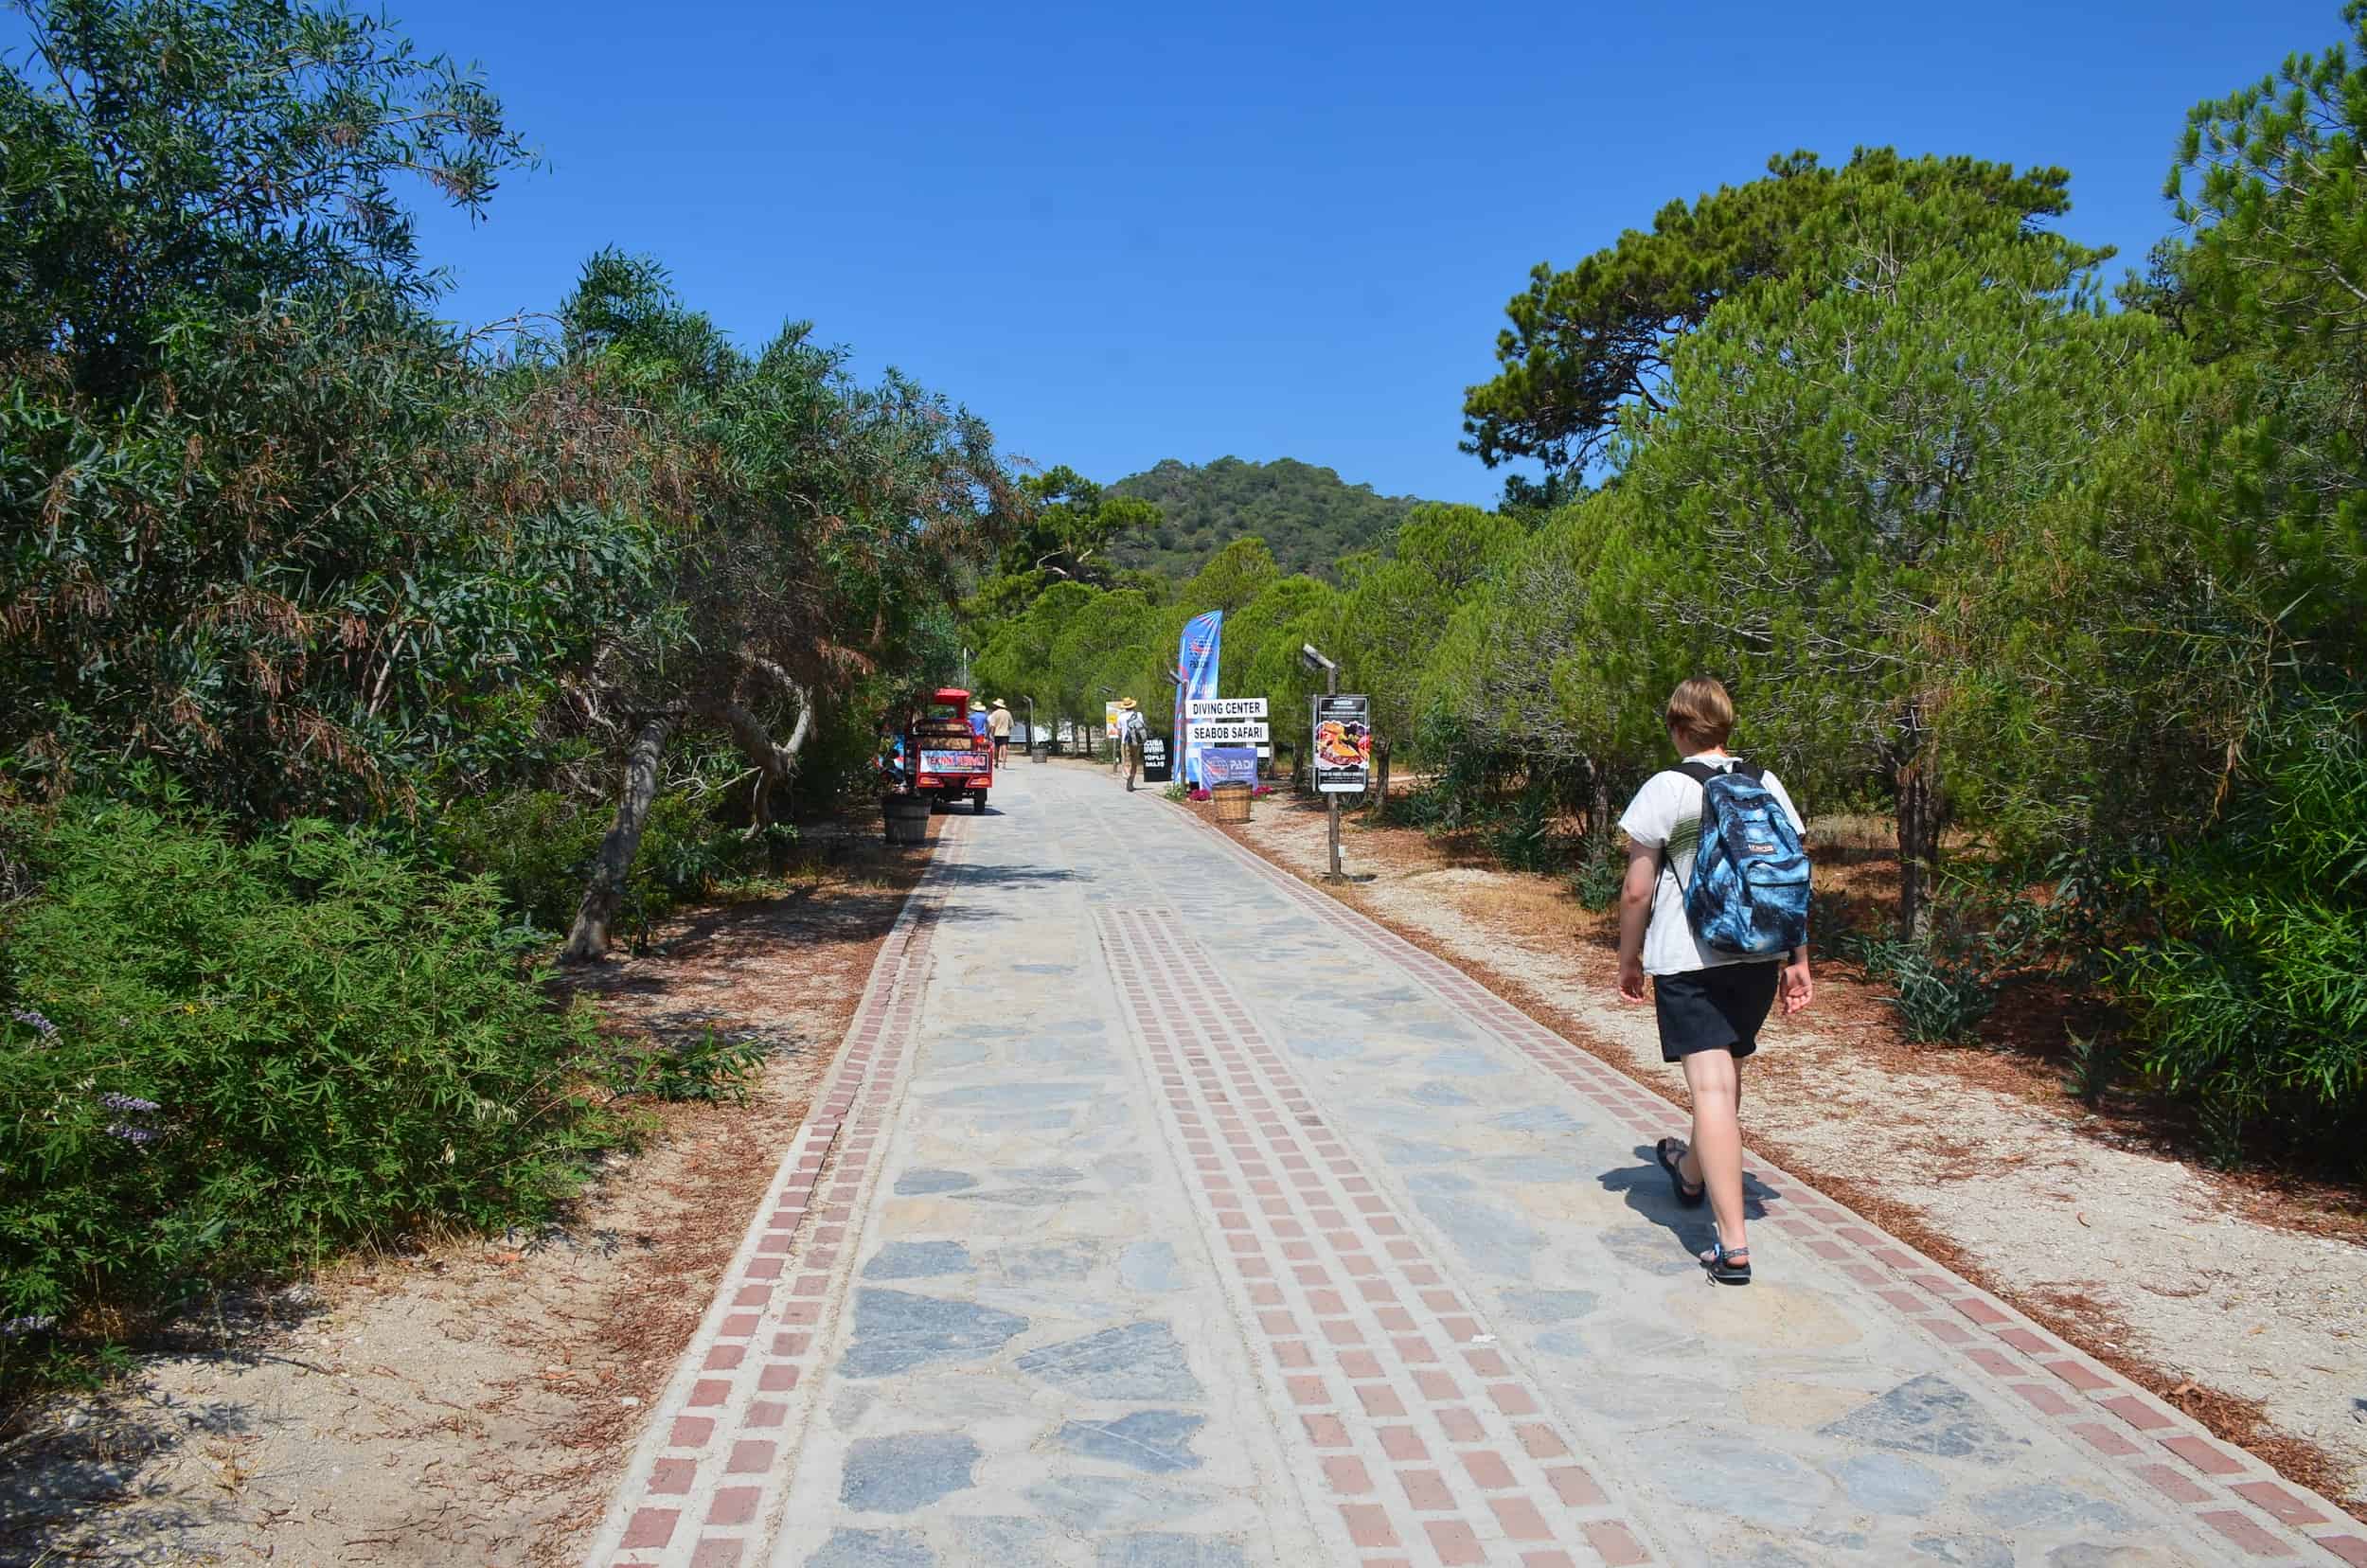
[1652, 963, 1780, 1063]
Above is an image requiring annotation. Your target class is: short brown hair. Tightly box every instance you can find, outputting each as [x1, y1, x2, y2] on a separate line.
[1664, 677, 1735, 749]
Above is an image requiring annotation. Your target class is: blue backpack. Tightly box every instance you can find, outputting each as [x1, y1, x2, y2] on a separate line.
[1667, 760, 1810, 957]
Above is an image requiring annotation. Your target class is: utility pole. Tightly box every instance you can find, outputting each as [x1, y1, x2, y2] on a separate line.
[1300, 643, 1343, 882]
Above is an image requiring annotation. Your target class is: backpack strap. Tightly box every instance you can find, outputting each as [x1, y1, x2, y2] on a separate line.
[1656, 759, 1758, 898]
[1675, 758, 1761, 784]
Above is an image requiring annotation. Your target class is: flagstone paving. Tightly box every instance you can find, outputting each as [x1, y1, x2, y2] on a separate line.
[588, 764, 2364, 1568]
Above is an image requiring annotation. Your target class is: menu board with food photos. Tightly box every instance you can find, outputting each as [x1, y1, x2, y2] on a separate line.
[1311, 695, 1371, 793]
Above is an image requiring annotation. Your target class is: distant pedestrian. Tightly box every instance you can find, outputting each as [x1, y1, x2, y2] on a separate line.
[1614, 677, 1813, 1286]
[988, 699, 1013, 767]
[1116, 697, 1148, 792]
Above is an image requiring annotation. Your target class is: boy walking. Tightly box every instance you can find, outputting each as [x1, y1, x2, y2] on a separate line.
[1614, 677, 1812, 1285]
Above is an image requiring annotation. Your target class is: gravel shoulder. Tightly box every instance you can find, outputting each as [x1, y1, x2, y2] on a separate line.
[0, 826, 932, 1568]
[1208, 784, 2367, 1517]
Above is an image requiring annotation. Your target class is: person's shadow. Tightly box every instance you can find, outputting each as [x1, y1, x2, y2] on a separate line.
[1598, 1145, 1780, 1265]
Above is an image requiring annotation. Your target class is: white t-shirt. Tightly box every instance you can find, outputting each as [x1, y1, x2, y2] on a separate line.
[1617, 754, 1805, 977]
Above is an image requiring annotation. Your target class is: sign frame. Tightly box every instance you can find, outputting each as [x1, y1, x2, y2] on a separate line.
[1311, 694, 1372, 795]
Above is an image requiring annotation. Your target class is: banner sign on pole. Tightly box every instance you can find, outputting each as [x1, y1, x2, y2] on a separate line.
[1187, 697, 1268, 720]
[1203, 746, 1259, 786]
[1174, 611, 1223, 787]
[1191, 720, 1268, 744]
[1312, 694, 1372, 793]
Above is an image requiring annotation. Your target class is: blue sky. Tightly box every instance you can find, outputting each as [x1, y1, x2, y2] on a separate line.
[29, 1, 2356, 505]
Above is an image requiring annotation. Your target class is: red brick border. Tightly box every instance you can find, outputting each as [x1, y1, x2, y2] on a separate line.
[588, 824, 967, 1568]
[1101, 907, 1665, 1566]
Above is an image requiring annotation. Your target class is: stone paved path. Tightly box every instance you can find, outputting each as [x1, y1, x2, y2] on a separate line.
[588, 764, 2364, 1568]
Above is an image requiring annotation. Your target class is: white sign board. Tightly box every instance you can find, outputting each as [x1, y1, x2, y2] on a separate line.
[1187, 697, 1269, 720]
[1192, 721, 1269, 744]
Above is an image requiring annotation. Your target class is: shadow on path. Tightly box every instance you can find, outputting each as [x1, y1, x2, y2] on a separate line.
[1599, 1146, 1781, 1266]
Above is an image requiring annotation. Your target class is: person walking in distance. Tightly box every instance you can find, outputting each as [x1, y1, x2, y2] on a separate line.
[1614, 677, 1813, 1285]
[988, 699, 1013, 769]
[1116, 697, 1148, 792]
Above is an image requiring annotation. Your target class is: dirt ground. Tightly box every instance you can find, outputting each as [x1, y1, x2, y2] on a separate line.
[0, 822, 931, 1568]
[1205, 784, 2367, 1519]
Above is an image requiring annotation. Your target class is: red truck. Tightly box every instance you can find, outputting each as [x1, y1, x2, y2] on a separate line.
[908, 686, 993, 813]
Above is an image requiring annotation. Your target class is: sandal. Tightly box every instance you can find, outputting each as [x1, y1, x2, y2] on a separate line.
[1700, 1238, 1752, 1286]
[1655, 1138, 1705, 1209]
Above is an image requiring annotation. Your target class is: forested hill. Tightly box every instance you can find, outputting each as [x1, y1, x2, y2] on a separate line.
[1108, 456, 1429, 579]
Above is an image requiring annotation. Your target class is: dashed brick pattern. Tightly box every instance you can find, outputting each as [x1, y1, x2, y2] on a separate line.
[1100, 906, 1661, 1568]
[589, 823, 967, 1568]
[1168, 803, 2364, 1564]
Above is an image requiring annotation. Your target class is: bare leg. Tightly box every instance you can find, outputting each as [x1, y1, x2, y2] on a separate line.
[1677, 1049, 1747, 1255]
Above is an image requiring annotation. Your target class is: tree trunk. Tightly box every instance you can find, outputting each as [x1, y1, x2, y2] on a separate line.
[561, 683, 814, 962]
[1893, 702, 1941, 941]
[1370, 738, 1392, 822]
[697, 691, 812, 835]
[564, 707, 681, 961]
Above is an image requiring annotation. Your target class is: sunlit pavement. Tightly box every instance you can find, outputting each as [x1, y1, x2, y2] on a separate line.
[588, 762, 2361, 1568]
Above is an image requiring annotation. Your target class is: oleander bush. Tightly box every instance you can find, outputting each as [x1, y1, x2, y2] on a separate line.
[0, 802, 629, 1372]
[2109, 694, 2367, 1168]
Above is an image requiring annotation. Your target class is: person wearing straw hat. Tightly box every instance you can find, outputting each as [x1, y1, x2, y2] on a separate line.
[987, 699, 1013, 768]
[1115, 697, 1148, 792]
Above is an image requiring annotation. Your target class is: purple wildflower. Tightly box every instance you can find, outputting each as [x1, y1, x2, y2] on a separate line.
[9, 1007, 56, 1040]
[1, 1314, 58, 1338]
[98, 1093, 160, 1114]
[106, 1123, 161, 1146]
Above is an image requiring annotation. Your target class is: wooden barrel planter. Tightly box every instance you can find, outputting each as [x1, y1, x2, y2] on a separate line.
[1211, 782, 1253, 824]
[881, 792, 932, 846]
[1030, 745, 1049, 765]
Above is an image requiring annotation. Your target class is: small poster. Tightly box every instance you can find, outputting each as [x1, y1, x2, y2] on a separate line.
[919, 749, 986, 775]
[1203, 747, 1259, 786]
[1141, 736, 1172, 784]
[1311, 695, 1371, 793]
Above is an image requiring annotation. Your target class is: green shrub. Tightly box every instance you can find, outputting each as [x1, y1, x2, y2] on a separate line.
[1864, 937, 2000, 1043]
[600, 1027, 770, 1106]
[2109, 693, 2367, 1167]
[1567, 832, 1626, 911]
[1483, 784, 1566, 874]
[0, 804, 626, 1368]
[435, 788, 759, 935]
[2061, 1028, 2120, 1105]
